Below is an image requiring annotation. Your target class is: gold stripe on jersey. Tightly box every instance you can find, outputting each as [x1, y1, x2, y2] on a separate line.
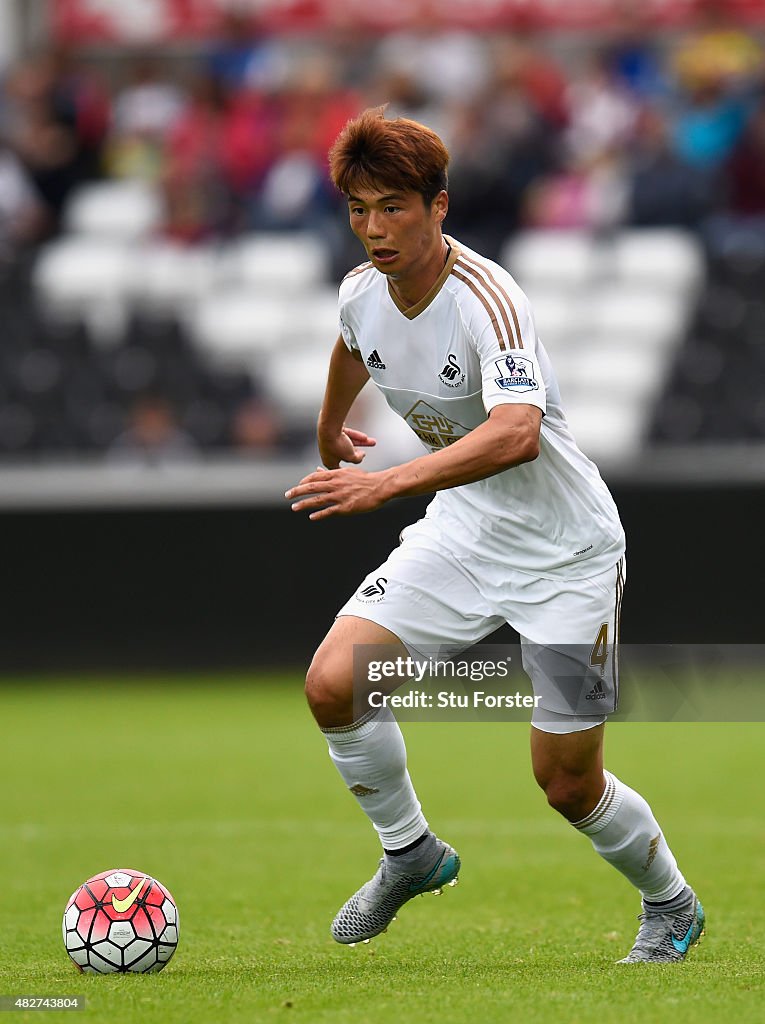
[455, 249, 525, 350]
[451, 268, 508, 351]
[454, 257, 520, 352]
[343, 261, 373, 281]
[387, 244, 459, 319]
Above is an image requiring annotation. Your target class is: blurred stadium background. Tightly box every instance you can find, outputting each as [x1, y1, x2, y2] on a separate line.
[1, 0, 764, 671]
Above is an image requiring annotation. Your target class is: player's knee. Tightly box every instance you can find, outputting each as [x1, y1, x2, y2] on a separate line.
[540, 772, 594, 822]
[304, 650, 354, 727]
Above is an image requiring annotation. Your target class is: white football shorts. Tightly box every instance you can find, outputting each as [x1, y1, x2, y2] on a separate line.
[337, 515, 625, 734]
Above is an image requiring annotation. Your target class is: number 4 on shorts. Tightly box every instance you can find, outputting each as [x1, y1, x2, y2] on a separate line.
[590, 623, 609, 669]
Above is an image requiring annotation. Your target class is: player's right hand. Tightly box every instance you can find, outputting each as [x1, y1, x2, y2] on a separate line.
[318, 426, 376, 469]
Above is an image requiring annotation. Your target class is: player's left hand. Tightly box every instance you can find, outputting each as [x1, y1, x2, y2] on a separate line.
[285, 467, 389, 520]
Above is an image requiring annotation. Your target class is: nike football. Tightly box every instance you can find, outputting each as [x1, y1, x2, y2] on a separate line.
[62, 869, 179, 974]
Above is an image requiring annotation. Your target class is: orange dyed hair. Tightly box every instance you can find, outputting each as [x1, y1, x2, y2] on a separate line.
[329, 107, 449, 205]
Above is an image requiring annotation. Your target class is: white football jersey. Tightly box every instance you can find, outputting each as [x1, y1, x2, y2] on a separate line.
[338, 236, 625, 580]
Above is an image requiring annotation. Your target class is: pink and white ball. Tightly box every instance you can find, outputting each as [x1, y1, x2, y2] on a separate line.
[63, 869, 179, 974]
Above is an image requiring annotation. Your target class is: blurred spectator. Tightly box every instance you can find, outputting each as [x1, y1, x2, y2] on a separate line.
[12, 101, 81, 224]
[669, 3, 761, 170]
[491, 35, 569, 129]
[159, 175, 218, 244]
[0, 145, 46, 254]
[275, 55, 360, 167]
[108, 395, 198, 466]
[3, 53, 89, 225]
[672, 1, 763, 92]
[524, 150, 628, 231]
[165, 73, 227, 182]
[45, 47, 110, 179]
[446, 63, 554, 254]
[107, 56, 186, 181]
[519, 50, 634, 232]
[4, 14, 765, 463]
[564, 52, 638, 165]
[206, 8, 289, 95]
[726, 100, 765, 215]
[249, 55, 358, 232]
[163, 72, 239, 239]
[445, 101, 521, 254]
[628, 107, 716, 227]
[112, 56, 186, 138]
[375, 30, 491, 109]
[701, 100, 765, 267]
[225, 91, 280, 198]
[2, 52, 58, 140]
[671, 76, 752, 169]
[230, 396, 280, 454]
[368, 70, 443, 136]
[606, 8, 668, 100]
[442, 37, 564, 254]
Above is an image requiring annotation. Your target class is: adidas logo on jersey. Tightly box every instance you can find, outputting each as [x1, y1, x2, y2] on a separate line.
[586, 679, 607, 701]
[367, 350, 386, 369]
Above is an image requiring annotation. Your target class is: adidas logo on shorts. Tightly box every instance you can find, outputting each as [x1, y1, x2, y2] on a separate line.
[586, 679, 607, 701]
[367, 349, 386, 369]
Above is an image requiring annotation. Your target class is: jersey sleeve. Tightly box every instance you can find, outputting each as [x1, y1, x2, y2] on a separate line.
[338, 272, 362, 355]
[339, 309, 359, 354]
[475, 290, 547, 416]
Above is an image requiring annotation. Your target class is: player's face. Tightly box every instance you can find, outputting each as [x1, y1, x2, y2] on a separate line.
[346, 186, 448, 282]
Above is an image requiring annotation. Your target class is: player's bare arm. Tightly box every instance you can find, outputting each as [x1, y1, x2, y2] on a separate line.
[317, 335, 377, 469]
[286, 403, 541, 520]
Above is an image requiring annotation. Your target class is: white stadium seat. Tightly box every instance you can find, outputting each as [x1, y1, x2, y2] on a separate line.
[189, 289, 293, 371]
[63, 180, 164, 241]
[220, 232, 330, 292]
[564, 343, 668, 402]
[279, 289, 341, 347]
[496, 228, 705, 465]
[501, 231, 601, 290]
[590, 287, 686, 348]
[564, 396, 645, 462]
[265, 342, 335, 418]
[522, 289, 591, 354]
[610, 229, 704, 296]
[33, 238, 135, 340]
[131, 241, 219, 314]
[188, 285, 341, 372]
[27, 215, 705, 466]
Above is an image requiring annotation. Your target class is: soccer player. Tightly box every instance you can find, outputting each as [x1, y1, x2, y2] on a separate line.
[285, 108, 704, 963]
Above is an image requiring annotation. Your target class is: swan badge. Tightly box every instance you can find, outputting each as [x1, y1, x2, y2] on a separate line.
[438, 353, 466, 388]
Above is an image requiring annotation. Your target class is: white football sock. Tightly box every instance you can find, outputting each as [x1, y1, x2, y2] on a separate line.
[574, 771, 687, 902]
[322, 708, 428, 850]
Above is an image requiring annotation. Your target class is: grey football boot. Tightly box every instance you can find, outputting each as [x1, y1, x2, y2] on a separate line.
[618, 886, 705, 963]
[331, 834, 460, 944]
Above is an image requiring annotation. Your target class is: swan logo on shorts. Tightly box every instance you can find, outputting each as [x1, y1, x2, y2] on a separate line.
[495, 354, 539, 392]
[357, 577, 388, 603]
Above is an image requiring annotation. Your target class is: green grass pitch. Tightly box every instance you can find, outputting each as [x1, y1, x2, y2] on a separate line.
[0, 677, 763, 1024]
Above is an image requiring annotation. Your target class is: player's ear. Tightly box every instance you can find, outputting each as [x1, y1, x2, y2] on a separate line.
[432, 190, 449, 223]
